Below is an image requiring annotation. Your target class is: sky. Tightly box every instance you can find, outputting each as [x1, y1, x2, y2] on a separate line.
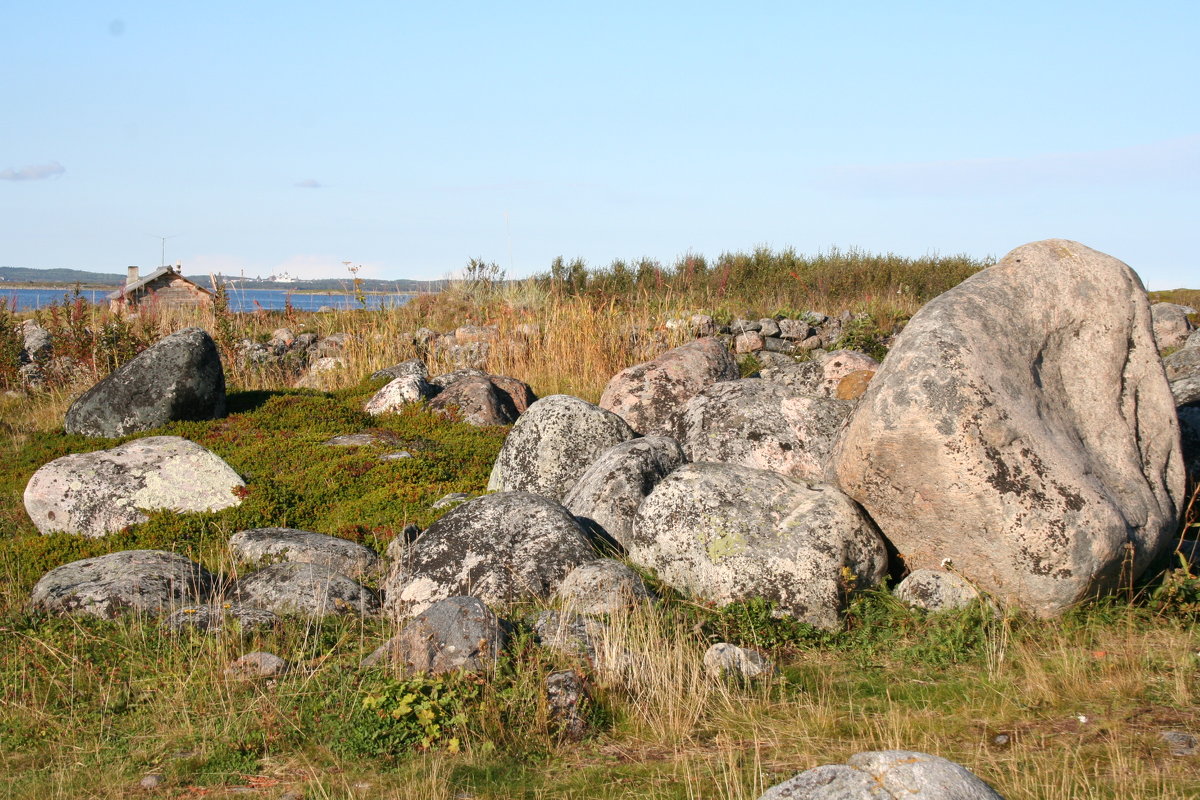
[1, 1, 1197, 288]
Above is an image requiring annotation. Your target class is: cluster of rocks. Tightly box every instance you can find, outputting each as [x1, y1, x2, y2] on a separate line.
[234, 327, 350, 387]
[364, 358, 536, 426]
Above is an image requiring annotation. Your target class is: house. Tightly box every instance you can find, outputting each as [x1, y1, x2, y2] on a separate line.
[108, 264, 214, 313]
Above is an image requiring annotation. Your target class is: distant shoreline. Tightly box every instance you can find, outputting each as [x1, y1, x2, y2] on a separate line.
[1, 282, 431, 296]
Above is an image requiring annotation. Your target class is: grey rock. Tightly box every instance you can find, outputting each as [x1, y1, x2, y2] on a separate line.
[758, 319, 781, 338]
[600, 337, 739, 437]
[31, 550, 214, 619]
[294, 356, 346, 389]
[760, 352, 880, 399]
[894, 570, 981, 612]
[228, 527, 380, 579]
[1151, 302, 1195, 350]
[364, 374, 437, 415]
[379, 451, 413, 461]
[1159, 729, 1198, 756]
[1165, 346, 1200, 406]
[554, 559, 653, 615]
[732, 319, 762, 333]
[225, 651, 288, 679]
[755, 350, 801, 368]
[163, 604, 279, 634]
[831, 240, 1184, 616]
[429, 374, 518, 425]
[384, 491, 597, 619]
[757, 750, 1004, 799]
[562, 436, 686, 546]
[735, 331, 766, 354]
[24, 436, 245, 537]
[546, 669, 589, 740]
[678, 379, 851, 482]
[64, 327, 226, 437]
[762, 336, 796, 354]
[629, 463, 888, 629]
[234, 562, 379, 617]
[370, 358, 429, 383]
[778, 319, 815, 341]
[533, 609, 607, 661]
[362, 596, 504, 674]
[139, 774, 167, 790]
[322, 430, 405, 448]
[21, 320, 52, 361]
[487, 395, 636, 500]
[690, 314, 718, 337]
[703, 643, 773, 679]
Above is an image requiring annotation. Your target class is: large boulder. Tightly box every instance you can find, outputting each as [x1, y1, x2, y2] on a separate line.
[677, 379, 851, 481]
[629, 463, 888, 629]
[599, 337, 739, 437]
[830, 240, 1184, 616]
[363, 596, 505, 674]
[554, 558, 654, 615]
[562, 436, 687, 546]
[228, 527, 380, 579]
[24, 436, 245, 537]
[363, 375, 437, 415]
[487, 395, 636, 500]
[64, 327, 226, 437]
[30, 550, 214, 618]
[234, 562, 379, 617]
[384, 491, 598, 619]
[1151, 302, 1195, 351]
[757, 750, 1004, 800]
[428, 373, 518, 425]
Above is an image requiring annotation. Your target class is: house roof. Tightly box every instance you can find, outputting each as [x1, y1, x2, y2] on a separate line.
[106, 267, 213, 300]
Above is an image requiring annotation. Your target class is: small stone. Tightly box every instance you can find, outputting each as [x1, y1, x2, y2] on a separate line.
[546, 669, 589, 740]
[703, 642, 773, 679]
[139, 774, 166, 790]
[1160, 729, 1198, 756]
[225, 651, 289, 679]
[379, 451, 413, 461]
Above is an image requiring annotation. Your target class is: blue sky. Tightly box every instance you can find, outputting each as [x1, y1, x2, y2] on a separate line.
[2, 1, 1197, 288]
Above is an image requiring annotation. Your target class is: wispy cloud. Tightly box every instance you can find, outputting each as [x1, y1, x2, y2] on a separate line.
[819, 136, 1200, 196]
[295, 178, 323, 189]
[0, 161, 65, 181]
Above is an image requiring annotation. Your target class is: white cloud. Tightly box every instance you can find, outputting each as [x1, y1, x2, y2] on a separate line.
[0, 161, 65, 181]
[820, 136, 1200, 196]
[295, 178, 323, 188]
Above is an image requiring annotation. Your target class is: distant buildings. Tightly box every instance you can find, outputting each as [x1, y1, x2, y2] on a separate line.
[107, 264, 214, 314]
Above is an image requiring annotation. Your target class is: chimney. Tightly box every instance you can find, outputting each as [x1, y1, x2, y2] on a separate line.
[126, 266, 140, 286]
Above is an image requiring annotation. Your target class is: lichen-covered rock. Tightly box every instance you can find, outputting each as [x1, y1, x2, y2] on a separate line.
[429, 374, 518, 425]
[487, 395, 636, 500]
[64, 327, 225, 437]
[830, 240, 1184, 616]
[370, 358, 429, 383]
[894, 570, 981, 612]
[384, 491, 597, 619]
[562, 437, 686, 545]
[234, 562, 379, 617]
[532, 610, 608, 661]
[546, 669, 589, 740]
[760, 351, 880, 399]
[629, 463, 888, 629]
[757, 750, 1005, 800]
[678, 379, 851, 481]
[1165, 346, 1200, 406]
[599, 337, 739, 437]
[363, 374, 436, 415]
[1151, 302, 1195, 351]
[30, 550, 214, 618]
[163, 604, 279, 634]
[225, 651, 289, 680]
[362, 596, 505, 674]
[294, 356, 346, 389]
[228, 527, 380, 579]
[554, 559, 653, 615]
[835, 369, 875, 401]
[703, 643, 773, 679]
[24, 436, 245, 537]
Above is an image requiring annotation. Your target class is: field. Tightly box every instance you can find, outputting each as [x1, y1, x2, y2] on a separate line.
[1, 249, 1198, 799]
